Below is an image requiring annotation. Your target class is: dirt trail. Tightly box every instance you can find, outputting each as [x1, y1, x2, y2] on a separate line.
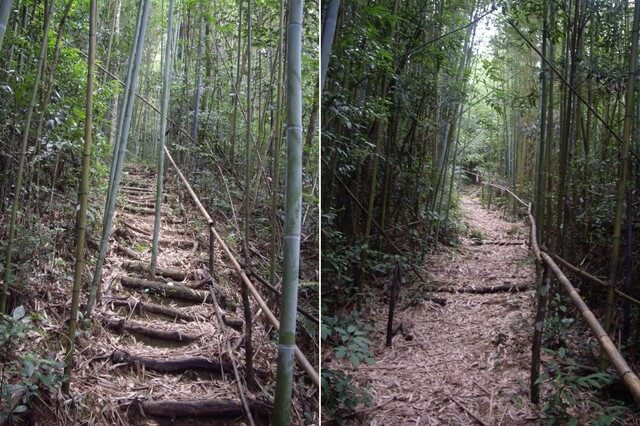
[352, 188, 537, 425]
[72, 165, 273, 425]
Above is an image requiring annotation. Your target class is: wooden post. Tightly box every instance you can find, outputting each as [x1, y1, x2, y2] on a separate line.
[209, 227, 215, 278]
[386, 262, 402, 347]
[242, 275, 256, 390]
[531, 262, 551, 403]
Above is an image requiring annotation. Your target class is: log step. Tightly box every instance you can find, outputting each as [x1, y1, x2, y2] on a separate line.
[434, 282, 531, 294]
[121, 186, 155, 193]
[103, 317, 199, 343]
[123, 205, 156, 215]
[122, 261, 186, 281]
[134, 398, 271, 420]
[126, 199, 156, 209]
[111, 350, 234, 376]
[106, 298, 196, 321]
[120, 276, 227, 306]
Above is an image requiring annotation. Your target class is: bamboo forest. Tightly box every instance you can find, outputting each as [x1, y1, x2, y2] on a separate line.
[322, 0, 640, 423]
[0, 0, 319, 424]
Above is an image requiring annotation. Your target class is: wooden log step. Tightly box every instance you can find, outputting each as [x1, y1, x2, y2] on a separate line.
[136, 398, 271, 420]
[123, 205, 156, 215]
[103, 317, 199, 343]
[124, 221, 186, 237]
[471, 240, 526, 246]
[122, 261, 186, 280]
[120, 276, 227, 306]
[434, 282, 531, 294]
[113, 243, 142, 259]
[124, 222, 151, 235]
[159, 238, 194, 249]
[106, 298, 196, 321]
[126, 199, 156, 209]
[121, 185, 155, 193]
[111, 350, 234, 375]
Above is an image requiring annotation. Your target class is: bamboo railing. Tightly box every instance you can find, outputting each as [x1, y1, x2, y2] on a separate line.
[465, 171, 640, 403]
[164, 147, 320, 387]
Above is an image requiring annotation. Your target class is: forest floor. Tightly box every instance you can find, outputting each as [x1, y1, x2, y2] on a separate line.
[347, 187, 538, 424]
[52, 165, 280, 425]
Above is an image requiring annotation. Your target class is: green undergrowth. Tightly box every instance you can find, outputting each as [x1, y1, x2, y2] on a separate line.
[540, 293, 637, 424]
[0, 307, 65, 424]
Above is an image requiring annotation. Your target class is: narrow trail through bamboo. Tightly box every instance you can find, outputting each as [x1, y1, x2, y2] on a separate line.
[343, 187, 538, 424]
[71, 165, 275, 424]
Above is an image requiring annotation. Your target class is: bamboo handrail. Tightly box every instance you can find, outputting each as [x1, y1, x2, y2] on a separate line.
[471, 177, 640, 402]
[551, 253, 640, 307]
[541, 253, 640, 402]
[164, 147, 319, 386]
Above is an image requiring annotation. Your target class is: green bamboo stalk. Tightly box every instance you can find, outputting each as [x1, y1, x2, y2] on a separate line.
[1, 0, 54, 313]
[273, 0, 304, 422]
[243, 0, 256, 390]
[191, 12, 204, 143]
[320, 0, 339, 92]
[151, 0, 175, 277]
[0, 0, 13, 49]
[62, 0, 96, 393]
[229, 1, 242, 163]
[269, 0, 285, 287]
[86, 0, 152, 318]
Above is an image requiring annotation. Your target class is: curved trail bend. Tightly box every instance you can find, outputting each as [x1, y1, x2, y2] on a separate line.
[354, 188, 537, 425]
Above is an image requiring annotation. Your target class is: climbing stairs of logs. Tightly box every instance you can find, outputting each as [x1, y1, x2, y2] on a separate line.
[86, 165, 271, 424]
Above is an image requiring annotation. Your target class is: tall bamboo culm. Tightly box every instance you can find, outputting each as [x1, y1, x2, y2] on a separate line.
[85, 0, 152, 318]
[273, 0, 304, 422]
[151, 0, 175, 276]
[62, 0, 96, 393]
[0, 1, 14, 51]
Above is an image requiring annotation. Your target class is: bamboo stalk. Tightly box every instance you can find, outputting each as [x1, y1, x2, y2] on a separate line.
[62, 0, 96, 393]
[151, 0, 175, 276]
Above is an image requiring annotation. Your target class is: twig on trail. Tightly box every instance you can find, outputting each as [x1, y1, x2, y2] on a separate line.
[448, 395, 489, 426]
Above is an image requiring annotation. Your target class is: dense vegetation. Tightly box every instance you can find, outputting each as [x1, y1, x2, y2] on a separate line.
[0, 0, 318, 423]
[322, 0, 640, 421]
